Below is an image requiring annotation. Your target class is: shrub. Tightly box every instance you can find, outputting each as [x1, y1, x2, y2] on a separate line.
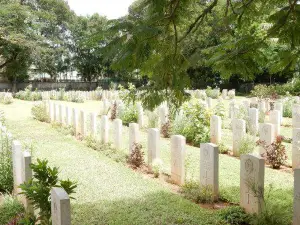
[283, 97, 295, 118]
[20, 159, 77, 224]
[217, 206, 251, 225]
[259, 110, 265, 123]
[127, 143, 144, 168]
[257, 136, 287, 169]
[213, 100, 226, 119]
[86, 137, 127, 163]
[250, 84, 279, 99]
[180, 181, 214, 204]
[120, 103, 138, 126]
[146, 109, 159, 128]
[110, 102, 117, 120]
[0, 92, 13, 104]
[219, 142, 230, 154]
[206, 86, 220, 99]
[161, 120, 171, 138]
[151, 158, 163, 178]
[0, 195, 24, 225]
[0, 110, 5, 125]
[239, 134, 256, 155]
[171, 98, 210, 145]
[0, 129, 13, 193]
[31, 102, 50, 123]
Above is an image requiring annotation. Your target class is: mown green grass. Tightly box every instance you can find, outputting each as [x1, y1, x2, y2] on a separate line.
[1, 98, 295, 224]
[1, 100, 217, 225]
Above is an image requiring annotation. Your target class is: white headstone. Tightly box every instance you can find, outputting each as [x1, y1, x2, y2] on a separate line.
[293, 169, 300, 224]
[249, 108, 258, 135]
[210, 115, 221, 144]
[53, 103, 58, 122]
[113, 119, 122, 149]
[12, 140, 22, 194]
[232, 119, 246, 156]
[269, 110, 280, 137]
[159, 106, 168, 127]
[90, 113, 97, 136]
[171, 135, 186, 185]
[240, 154, 265, 214]
[293, 104, 300, 128]
[21, 151, 33, 212]
[100, 115, 109, 144]
[49, 101, 54, 121]
[59, 104, 64, 124]
[274, 102, 283, 124]
[137, 102, 144, 128]
[51, 188, 71, 225]
[64, 107, 70, 126]
[243, 100, 250, 112]
[251, 97, 258, 105]
[80, 110, 86, 137]
[200, 143, 219, 200]
[222, 89, 228, 99]
[129, 123, 139, 153]
[147, 128, 160, 166]
[72, 108, 79, 135]
[229, 100, 235, 118]
[207, 97, 212, 108]
[258, 101, 266, 113]
[292, 128, 300, 169]
[259, 123, 274, 155]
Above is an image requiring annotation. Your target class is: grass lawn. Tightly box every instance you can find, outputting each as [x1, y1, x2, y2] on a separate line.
[1, 97, 295, 224]
[1, 100, 217, 225]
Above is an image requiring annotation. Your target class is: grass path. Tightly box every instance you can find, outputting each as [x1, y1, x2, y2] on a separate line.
[1, 100, 218, 225]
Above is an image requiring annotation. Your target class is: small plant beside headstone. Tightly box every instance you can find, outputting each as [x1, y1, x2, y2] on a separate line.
[257, 136, 287, 169]
[127, 143, 144, 168]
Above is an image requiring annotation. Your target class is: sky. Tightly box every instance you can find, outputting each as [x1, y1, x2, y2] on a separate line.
[67, 0, 135, 19]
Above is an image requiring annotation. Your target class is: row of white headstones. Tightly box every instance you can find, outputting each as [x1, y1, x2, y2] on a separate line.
[39, 89, 118, 101]
[0, 124, 71, 225]
[47, 98, 300, 223]
[211, 97, 300, 168]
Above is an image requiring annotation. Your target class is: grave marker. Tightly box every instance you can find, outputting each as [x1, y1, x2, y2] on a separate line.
[240, 154, 265, 214]
[148, 128, 160, 166]
[171, 135, 186, 185]
[210, 115, 221, 144]
[51, 188, 71, 225]
[200, 143, 219, 200]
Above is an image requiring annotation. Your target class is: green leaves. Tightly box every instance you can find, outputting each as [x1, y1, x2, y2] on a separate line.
[19, 158, 77, 224]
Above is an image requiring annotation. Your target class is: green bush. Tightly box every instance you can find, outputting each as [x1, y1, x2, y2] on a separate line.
[31, 102, 50, 123]
[119, 103, 138, 126]
[171, 98, 211, 145]
[0, 92, 13, 104]
[0, 195, 24, 225]
[20, 159, 77, 224]
[283, 97, 296, 118]
[214, 100, 226, 119]
[180, 181, 214, 204]
[217, 206, 251, 225]
[250, 84, 278, 99]
[239, 134, 256, 155]
[206, 86, 220, 99]
[0, 129, 13, 193]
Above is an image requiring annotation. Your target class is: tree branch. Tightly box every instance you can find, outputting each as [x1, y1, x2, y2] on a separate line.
[178, 0, 218, 43]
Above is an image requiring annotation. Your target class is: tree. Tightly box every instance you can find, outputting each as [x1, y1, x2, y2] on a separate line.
[106, 0, 300, 108]
[71, 14, 111, 88]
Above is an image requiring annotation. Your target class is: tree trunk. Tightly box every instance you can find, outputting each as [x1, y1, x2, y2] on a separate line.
[12, 77, 17, 93]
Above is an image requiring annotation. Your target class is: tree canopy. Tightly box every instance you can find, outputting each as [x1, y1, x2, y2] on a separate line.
[1, 0, 300, 106]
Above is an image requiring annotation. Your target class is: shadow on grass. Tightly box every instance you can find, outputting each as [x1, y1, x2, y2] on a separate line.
[71, 190, 218, 225]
